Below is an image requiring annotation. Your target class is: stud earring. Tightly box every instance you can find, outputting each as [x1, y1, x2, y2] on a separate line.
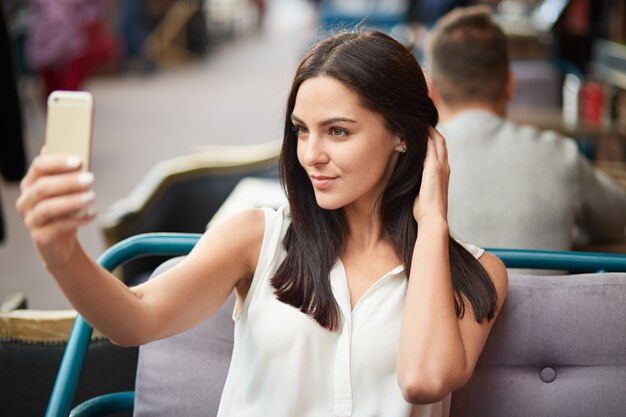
[399, 146, 407, 153]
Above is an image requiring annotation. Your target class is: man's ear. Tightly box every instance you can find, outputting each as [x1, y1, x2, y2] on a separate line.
[427, 73, 440, 105]
[504, 70, 515, 102]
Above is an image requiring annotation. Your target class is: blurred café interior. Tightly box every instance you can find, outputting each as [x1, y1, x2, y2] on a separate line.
[1, 0, 626, 309]
[0, 0, 625, 302]
[1, 0, 626, 415]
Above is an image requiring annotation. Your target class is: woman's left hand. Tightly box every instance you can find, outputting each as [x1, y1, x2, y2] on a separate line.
[413, 128, 450, 224]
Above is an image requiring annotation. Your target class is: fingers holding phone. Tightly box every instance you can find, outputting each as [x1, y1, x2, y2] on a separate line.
[16, 91, 96, 266]
[18, 153, 95, 222]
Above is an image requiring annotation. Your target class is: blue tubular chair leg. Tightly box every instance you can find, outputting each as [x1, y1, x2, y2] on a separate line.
[45, 316, 94, 417]
[45, 233, 202, 417]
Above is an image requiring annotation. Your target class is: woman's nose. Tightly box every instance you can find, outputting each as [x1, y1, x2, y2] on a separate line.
[302, 135, 329, 167]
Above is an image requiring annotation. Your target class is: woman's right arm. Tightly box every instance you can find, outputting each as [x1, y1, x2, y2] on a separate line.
[16, 153, 264, 346]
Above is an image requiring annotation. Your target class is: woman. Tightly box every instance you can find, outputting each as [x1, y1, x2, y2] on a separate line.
[17, 31, 507, 416]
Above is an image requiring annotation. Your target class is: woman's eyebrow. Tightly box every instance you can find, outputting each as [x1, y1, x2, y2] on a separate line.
[319, 117, 357, 126]
[290, 114, 357, 126]
[290, 114, 305, 124]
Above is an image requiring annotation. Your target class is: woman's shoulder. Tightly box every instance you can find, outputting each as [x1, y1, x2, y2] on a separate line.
[215, 208, 266, 238]
[454, 237, 484, 259]
[208, 205, 287, 235]
[204, 205, 290, 259]
[478, 251, 508, 307]
[453, 237, 508, 302]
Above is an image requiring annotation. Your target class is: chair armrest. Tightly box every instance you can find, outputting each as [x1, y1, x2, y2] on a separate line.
[98, 142, 280, 246]
[69, 391, 134, 417]
[45, 234, 201, 417]
[487, 248, 626, 272]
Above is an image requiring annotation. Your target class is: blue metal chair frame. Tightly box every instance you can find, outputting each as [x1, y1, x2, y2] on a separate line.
[46, 233, 200, 417]
[44, 232, 626, 417]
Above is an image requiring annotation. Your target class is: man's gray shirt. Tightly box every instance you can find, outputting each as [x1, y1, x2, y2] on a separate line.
[440, 109, 626, 251]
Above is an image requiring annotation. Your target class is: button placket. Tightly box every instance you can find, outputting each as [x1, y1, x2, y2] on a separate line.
[331, 262, 353, 416]
[352, 266, 405, 325]
[329, 262, 405, 416]
[333, 316, 352, 416]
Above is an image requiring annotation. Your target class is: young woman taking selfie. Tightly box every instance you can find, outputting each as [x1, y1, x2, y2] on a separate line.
[17, 30, 508, 417]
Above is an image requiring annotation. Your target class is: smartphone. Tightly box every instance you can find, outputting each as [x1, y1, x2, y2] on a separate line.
[45, 91, 94, 171]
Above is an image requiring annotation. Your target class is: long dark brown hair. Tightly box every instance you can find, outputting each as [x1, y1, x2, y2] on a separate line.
[272, 31, 497, 331]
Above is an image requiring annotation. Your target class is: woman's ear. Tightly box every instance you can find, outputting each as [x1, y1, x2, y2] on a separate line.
[394, 138, 407, 153]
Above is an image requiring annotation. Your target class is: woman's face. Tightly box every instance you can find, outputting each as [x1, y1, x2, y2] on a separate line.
[292, 76, 404, 212]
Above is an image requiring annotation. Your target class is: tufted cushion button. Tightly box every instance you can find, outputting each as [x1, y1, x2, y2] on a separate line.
[540, 367, 557, 383]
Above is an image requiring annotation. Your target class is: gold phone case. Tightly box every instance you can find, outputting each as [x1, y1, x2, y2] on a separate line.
[45, 91, 94, 171]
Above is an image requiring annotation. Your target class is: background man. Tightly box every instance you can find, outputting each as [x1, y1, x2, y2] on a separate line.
[426, 6, 626, 252]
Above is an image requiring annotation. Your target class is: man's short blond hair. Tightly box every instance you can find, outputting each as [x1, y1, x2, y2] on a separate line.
[426, 6, 509, 106]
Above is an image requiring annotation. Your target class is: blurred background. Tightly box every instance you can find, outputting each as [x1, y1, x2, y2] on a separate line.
[1, 0, 626, 309]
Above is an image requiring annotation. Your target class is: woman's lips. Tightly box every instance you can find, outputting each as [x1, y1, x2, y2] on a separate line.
[310, 175, 337, 190]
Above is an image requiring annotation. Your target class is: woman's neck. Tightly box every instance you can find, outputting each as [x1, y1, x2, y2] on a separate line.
[342, 204, 387, 252]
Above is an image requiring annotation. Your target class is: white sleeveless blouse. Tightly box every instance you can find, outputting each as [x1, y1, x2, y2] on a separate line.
[216, 206, 484, 417]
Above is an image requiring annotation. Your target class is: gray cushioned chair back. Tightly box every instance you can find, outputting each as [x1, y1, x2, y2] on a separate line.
[133, 257, 235, 417]
[133, 260, 626, 417]
[450, 272, 626, 417]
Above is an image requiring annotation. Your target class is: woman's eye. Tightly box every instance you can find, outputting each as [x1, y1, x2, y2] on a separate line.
[292, 125, 309, 136]
[331, 127, 347, 137]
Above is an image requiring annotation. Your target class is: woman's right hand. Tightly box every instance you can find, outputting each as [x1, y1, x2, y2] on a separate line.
[15, 151, 96, 268]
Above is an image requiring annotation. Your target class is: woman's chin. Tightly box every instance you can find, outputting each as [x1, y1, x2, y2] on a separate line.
[314, 196, 344, 211]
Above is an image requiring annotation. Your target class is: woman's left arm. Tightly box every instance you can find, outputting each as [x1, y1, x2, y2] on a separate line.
[397, 129, 508, 404]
